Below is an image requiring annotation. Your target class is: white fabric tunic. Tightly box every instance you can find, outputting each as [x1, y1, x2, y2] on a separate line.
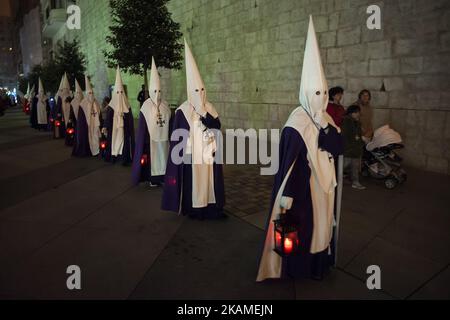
[140, 99, 171, 176]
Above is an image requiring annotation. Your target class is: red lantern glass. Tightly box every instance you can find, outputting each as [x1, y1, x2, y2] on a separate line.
[55, 120, 61, 127]
[273, 215, 300, 257]
[66, 128, 75, 135]
[140, 154, 148, 166]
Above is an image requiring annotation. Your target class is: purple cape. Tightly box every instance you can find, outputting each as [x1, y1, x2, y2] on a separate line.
[103, 106, 135, 165]
[161, 110, 225, 219]
[258, 125, 343, 280]
[72, 107, 92, 157]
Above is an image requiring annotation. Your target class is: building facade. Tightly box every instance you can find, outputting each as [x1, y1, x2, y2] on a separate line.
[21, 0, 450, 174]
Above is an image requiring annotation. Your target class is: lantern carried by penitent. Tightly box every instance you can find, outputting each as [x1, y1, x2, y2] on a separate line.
[273, 215, 300, 257]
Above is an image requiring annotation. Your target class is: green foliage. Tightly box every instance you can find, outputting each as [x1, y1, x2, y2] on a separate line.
[54, 39, 87, 89]
[21, 39, 87, 96]
[104, 0, 183, 76]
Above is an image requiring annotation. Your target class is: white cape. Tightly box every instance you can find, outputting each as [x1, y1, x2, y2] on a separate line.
[80, 99, 101, 156]
[37, 99, 47, 125]
[140, 99, 171, 176]
[178, 101, 218, 208]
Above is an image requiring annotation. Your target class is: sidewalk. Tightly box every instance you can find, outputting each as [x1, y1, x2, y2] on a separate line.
[0, 107, 449, 299]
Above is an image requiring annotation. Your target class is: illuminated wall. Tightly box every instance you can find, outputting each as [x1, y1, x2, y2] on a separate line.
[69, 0, 450, 174]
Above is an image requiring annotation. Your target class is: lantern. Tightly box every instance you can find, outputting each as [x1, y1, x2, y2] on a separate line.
[273, 215, 300, 257]
[140, 154, 148, 166]
[66, 128, 75, 135]
[55, 120, 61, 127]
[100, 134, 107, 150]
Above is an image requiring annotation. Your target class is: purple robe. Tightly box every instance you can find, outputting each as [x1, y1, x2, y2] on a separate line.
[103, 106, 135, 165]
[259, 125, 343, 280]
[72, 107, 92, 157]
[64, 105, 77, 146]
[30, 97, 38, 129]
[131, 112, 172, 185]
[161, 110, 225, 220]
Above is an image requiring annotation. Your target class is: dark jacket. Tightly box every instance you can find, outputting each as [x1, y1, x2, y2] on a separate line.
[342, 115, 365, 158]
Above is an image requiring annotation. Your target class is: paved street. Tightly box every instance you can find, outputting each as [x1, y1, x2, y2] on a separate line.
[0, 107, 449, 300]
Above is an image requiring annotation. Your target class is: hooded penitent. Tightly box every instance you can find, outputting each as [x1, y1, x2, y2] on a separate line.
[139, 57, 171, 176]
[60, 73, 72, 123]
[256, 16, 340, 282]
[79, 74, 101, 156]
[181, 40, 219, 208]
[71, 78, 84, 121]
[110, 66, 131, 156]
[36, 77, 48, 125]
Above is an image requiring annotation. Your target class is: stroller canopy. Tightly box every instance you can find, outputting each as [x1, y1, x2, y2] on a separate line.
[366, 125, 402, 151]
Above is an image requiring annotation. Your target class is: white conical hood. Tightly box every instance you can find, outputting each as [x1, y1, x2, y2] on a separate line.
[185, 39, 207, 115]
[59, 72, 72, 103]
[54, 76, 63, 102]
[29, 84, 35, 99]
[149, 57, 161, 105]
[74, 78, 83, 100]
[70, 78, 84, 120]
[37, 77, 46, 100]
[25, 83, 30, 99]
[84, 74, 95, 103]
[299, 16, 328, 120]
[109, 66, 130, 114]
[62, 72, 71, 93]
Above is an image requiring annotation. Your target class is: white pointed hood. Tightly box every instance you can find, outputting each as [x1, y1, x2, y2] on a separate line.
[29, 84, 35, 100]
[37, 77, 46, 101]
[185, 39, 209, 116]
[24, 83, 31, 99]
[299, 16, 329, 122]
[84, 74, 95, 103]
[109, 66, 130, 114]
[70, 78, 84, 120]
[149, 57, 161, 106]
[54, 77, 63, 102]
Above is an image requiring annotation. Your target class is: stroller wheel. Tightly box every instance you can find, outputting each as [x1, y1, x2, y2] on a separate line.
[385, 178, 398, 189]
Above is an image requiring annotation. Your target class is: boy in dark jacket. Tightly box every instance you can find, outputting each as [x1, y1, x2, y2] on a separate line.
[342, 104, 366, 190]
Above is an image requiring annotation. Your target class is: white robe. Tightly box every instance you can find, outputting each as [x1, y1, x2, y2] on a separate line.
[80, 98, 101, 156]
[140, 99, 171, 176]
[178, 101, 218, 208]
[37, 98, 47, 125]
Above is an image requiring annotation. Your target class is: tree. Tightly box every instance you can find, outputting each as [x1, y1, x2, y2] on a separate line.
[54, 38, 87, 90]
[20, 39, 87, 96]
[104, 0, 183, 88]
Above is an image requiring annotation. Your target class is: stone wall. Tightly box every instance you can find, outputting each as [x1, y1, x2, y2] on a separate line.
[161, 0, 450, 174]
[71, 0, 450, 174]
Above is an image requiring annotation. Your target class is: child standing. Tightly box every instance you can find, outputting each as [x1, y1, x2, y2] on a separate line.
[342, 105, 366, 190]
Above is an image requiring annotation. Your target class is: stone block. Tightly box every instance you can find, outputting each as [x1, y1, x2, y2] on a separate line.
[327, 47, 343, 63]
[400, 57, 424, 75]
[346, 61, 369, 77]
[342, 44, 367, 62]
[383, 77, 404, 91]
[367, 40, 392, 59]
[337, 26, 361, 46]
[319, 31, 337, 48]
[369, 58, 400, 76]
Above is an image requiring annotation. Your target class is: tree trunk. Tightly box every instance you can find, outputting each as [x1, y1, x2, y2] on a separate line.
[143, 67, 149, 100]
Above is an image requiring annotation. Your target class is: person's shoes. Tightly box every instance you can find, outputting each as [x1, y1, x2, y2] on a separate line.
[352, 182, 366, 190]
[148, 182, 159, 188]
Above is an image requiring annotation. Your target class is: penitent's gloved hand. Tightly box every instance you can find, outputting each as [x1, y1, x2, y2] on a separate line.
[313, 110, 329, 130]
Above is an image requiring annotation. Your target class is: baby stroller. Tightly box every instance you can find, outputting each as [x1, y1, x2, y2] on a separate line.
[362, 125, 407, 189]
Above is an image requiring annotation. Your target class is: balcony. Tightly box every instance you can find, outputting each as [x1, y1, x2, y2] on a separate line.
[42, 8, 66, 38]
